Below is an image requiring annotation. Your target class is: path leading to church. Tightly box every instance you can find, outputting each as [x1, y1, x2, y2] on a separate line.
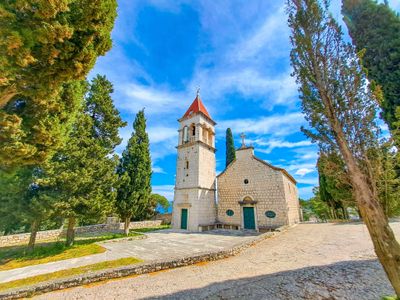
[35, 222, 400, 299]
[0, 230, 258, 283]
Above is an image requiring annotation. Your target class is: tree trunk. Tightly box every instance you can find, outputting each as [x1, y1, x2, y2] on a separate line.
[27, 220, 40, 252]
[66, 217, 76, 247]
[0, 86, 17, 109]
[335, 126, 400, 296]
[124, 217, 130, 236]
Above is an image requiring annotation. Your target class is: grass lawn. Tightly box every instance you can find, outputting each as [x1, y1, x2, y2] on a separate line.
[132, 224, 171, 233]
[0, 257, 142, 292]
[0, 231, 142, 271]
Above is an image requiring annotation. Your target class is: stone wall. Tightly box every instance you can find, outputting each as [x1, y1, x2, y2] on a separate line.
[0, 220, 163, 247]
[217, 147, 300, 229]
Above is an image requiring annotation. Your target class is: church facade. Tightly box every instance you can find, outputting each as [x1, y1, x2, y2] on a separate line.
[171, 95, 301, 232]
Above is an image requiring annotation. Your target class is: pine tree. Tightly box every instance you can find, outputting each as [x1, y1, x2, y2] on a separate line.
[116, 110, 152, 235]
[225, 128, 236, 167]
[342, 0, 400, 130]
[287, 0, 400, 294]
[0, 0, 117, 168]
[41, 75, 125, 246]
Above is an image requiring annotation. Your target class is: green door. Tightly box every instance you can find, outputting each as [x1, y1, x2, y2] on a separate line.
[180, 209, 188, 229]
[243, 207, 255, 230]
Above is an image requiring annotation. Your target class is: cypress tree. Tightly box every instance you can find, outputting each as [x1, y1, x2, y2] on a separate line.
[42, 75, 126, 246]
[287, 0, 400, 293]
[342, 0, 400, 130]
[225, 128, 236, 167]
[116, 110, 152, 235]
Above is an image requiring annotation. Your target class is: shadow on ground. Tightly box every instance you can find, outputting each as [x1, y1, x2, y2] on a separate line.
[143, 259, 394, 300]
[149, 229, 261, 237]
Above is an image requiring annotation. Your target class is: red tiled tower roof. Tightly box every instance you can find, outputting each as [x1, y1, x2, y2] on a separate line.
[182, 95, 211, 119]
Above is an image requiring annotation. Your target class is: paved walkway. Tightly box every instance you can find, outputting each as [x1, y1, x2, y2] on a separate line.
[0, 229, 258, 283]
[36, 222, 400, 300]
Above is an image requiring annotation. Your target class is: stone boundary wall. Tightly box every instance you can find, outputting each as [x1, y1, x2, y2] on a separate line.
[0, 225, 293, 299]
[0, 220, 163, 248]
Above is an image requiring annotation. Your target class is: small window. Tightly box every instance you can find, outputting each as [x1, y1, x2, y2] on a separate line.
[191, 124, 196, 136]
[244, 179, 249, 184]
[265, 211, 276, 218]
[226, 209, 234, 216]
[186, 161, 189, 169]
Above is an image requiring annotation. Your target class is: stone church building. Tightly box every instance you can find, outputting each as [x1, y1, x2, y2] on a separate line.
[171, 94, 301, 232]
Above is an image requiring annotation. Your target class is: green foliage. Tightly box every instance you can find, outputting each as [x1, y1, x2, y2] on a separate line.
[375, 142, 400, 217]
[225, 128, 236, 167]
[301, 188, 331, 221]
[342, 0, 400, 130]
[40, 75, 125, 241]
[0, 168, 33, 234]
[0, 0, 117, 168]
[317, 152, 354, 219]
[0, 81, 86, 170]
[116, 110, 152, 221]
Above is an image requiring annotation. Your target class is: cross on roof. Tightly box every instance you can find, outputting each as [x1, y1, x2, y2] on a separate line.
[240, 132, 246, 148]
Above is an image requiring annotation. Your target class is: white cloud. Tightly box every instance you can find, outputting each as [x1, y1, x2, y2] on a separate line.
[231, 5, 289, 62]
[295, 168, 314, 176]
[254, 139, 312, 154]
[148, 126, 177, 144]
[296, 177, 319, 185]
[152, 166, 166, 174]
[117, 83, 187, 116]
[218, 112, 306, 137]
[152, 185, 175, 201]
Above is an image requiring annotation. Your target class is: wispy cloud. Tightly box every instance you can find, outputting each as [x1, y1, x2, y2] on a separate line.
[152, 185, 175, 201]
[295, 168, 315, 177]
[218, 112, 306, 137]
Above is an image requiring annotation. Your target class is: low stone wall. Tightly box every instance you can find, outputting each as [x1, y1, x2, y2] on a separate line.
[0, 220, 164, 248]
[126, 220, 162, 230]
[0, 225, 294, 299]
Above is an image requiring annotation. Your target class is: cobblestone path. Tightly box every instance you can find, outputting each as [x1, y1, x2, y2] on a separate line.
[36, 222, 400, 300]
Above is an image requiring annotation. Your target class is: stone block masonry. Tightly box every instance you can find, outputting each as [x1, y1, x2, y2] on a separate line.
[0, 220, 162, 247]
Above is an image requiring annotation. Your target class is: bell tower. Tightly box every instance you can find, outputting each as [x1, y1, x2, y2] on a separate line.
[172, 92, 217, 231]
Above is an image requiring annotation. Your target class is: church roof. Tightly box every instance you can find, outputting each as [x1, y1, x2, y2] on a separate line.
[217, 149, 297, 184]
[182, 95, 211, 119]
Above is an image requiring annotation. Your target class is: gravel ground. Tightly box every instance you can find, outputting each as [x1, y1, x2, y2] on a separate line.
[35, 222, 400, 300]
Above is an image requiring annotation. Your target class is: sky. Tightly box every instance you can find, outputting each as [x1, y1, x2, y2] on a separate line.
[90, 0, 400, 201]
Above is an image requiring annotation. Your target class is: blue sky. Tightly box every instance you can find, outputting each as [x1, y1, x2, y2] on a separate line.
[90, 0, 400, 201]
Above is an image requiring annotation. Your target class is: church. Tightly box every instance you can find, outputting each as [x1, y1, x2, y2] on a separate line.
[171, 94, 301, 232]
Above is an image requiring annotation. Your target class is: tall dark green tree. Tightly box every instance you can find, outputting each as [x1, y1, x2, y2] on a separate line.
[116, 110, 152, 235]
[342, 0, 400, 131]
[41, 75, 125, 246]
[287, 0, 400, 294]
[0, 0, 117, 168]
[225, 128, 236, 167]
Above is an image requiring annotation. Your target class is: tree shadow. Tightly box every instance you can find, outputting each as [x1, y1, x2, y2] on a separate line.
[142, 259, 394, 300]
[148, 229, 261, 237]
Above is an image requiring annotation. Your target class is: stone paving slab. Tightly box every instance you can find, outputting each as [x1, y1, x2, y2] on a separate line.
[0, 229, 259, 284]
[33, 222, 400, 300]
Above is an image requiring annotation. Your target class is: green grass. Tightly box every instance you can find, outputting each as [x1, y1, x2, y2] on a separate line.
[0, 257, 142, 292]
[132, 224, 171, 233]
[382, 296, 399, 300]
[0, 231, 142, 271]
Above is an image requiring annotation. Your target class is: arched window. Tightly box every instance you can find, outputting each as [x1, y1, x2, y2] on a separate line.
[183, 126, 188, 143]
[191, 124, 196, 136]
